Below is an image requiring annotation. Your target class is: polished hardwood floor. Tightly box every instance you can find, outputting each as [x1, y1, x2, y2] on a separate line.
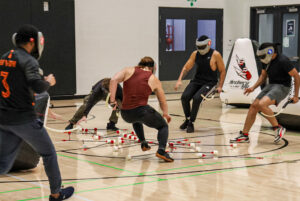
[1, 94, 300, 201]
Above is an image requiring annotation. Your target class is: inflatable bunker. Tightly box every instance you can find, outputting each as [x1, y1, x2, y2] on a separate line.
[220, 38, 263, 107]
[10, 92, 49, 172]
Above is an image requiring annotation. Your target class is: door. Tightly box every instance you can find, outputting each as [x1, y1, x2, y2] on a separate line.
[251, 5, 300, 70]
[159, 7, 223, 81]
[0, 0, 76, 96]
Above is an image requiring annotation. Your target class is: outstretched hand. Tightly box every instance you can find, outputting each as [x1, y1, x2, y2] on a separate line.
[244, 87, 254, 96]
[174, 81, 182, 91]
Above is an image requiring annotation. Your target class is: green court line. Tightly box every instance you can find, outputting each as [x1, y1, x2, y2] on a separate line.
[3, 151, 300, 196]
[16, 163, 274, 201]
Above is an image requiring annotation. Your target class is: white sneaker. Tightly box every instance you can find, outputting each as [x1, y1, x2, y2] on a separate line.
[274, 125, 286, 143]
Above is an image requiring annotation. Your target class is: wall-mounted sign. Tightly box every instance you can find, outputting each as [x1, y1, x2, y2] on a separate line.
[286, 19, 295, 36]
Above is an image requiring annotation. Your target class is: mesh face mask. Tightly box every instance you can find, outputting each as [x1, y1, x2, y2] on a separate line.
[256, 46, 274, 64]
[196, 39, 211, 55]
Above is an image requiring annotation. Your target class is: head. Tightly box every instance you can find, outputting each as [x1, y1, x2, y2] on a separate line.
[138, 56, 156, 74]
[196, 35, 211, 55]
[12, 24, 45, 60]
[256, 42, 279, 65]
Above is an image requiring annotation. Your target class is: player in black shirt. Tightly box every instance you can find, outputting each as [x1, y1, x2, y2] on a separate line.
[0, 25, 74, 200]
[65, 78, 123, 130]
[231, 42, 299, 144]
[174, 35, 226, 133]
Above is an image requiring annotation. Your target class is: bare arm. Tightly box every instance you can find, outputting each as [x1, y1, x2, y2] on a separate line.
[177, 51, 196, 81]
[109, 68, 127, 103]
[150, 75, 171, 123]
[174, 51, 196, 91]
[289, 69, 300, 103]
[215, 52, 226, 92]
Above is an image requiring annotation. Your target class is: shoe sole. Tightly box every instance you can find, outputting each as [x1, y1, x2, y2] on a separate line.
[156, 152, 174, 162]
[142, 146, 151, 151]
[229, 139, 250, 143]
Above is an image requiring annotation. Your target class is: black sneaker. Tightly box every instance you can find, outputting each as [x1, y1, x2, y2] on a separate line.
[179, 119, 189, 130]
[49, 186, 74, 201]
[274, 125, 286, 143]
[106, 121, 119, 131]
[230, 131, 249, 143]
[65, 123, 74, 130]
[141, 141, 151, 151]
[156, 149, 174, 162]
[186, 121, 194, 133]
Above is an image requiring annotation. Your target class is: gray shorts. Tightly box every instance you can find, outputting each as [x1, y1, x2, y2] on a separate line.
[256, 84, 290, 104]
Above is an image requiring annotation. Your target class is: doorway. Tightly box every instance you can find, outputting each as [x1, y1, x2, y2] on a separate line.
[159, 7, 223, 81]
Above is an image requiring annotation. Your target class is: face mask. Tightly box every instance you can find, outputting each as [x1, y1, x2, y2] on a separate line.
[256, 46, 274, 64]
[196, 39, 211, 55]
[12, 31, 45, 60]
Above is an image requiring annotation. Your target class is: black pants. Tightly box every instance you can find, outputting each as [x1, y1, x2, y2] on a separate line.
[181, 82, 215, 122]
[121, 105, 168, 150]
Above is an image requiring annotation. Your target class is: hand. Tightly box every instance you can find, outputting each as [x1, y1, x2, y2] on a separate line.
[110, 100, 118, 111]
[174, 80, 182, 91]
[44, 74, 56, 86]
[163, 113, 171, 123]
[216, 87, 223, 93]
[77, 116, 87, 125]
[244, 87, 254, 96]
[291, 96, 299, 104]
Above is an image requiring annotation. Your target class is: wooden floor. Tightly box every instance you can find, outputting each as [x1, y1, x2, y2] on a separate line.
[1, 94, 300, 201]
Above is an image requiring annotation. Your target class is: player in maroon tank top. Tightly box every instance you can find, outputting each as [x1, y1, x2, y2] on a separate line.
[109, 56, 174, 162]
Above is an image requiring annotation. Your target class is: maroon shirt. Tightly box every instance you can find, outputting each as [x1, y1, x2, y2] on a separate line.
[122, 67, 152, 110]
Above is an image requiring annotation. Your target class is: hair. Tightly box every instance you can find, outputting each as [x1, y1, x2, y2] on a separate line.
[197, 35, 209, 42]
[259, 42, 280, 53]
[101, 78, 111, 90]
[138, 56, 155, 67]
[15, 24, 39, 46]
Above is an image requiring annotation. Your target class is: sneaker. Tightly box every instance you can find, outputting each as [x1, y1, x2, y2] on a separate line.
[141, 141, 151, 151]
[156, 149, 174, 162]
[65, 123, 74, 130]
[106, 121, 119, 131]
[274, 125, 286, 143]
[186, 121, 194, 133]
[230, 131, 249, 143]
[49, 186, 74, 201]
[179, 119, 189, 130]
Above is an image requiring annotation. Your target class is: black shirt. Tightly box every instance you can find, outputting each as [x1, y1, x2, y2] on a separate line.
[192, 49, 218, 85]
[0, 48, 50, 125]
[263, 54, 295, 87]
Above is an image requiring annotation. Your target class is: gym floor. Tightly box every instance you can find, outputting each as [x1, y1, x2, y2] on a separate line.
[1, 94, 300, 201]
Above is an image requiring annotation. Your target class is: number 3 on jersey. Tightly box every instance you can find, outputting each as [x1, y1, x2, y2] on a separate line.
[0, 71, 10, 98]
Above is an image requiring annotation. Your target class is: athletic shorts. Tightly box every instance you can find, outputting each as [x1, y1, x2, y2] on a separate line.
[256, 84, 290, 104]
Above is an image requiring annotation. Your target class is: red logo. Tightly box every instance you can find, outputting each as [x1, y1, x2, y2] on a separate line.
[234, 55, 252, 80]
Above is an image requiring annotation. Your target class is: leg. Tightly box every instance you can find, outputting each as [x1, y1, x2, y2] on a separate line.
[181, 83, 201, 119]
[69, 93, 91, 124]
[258, 96, 278, 127]
[242, 99, 261, 133]
[10, 120, 62, 194]
[0, 127, 22, 174]
[132, 122, 146, 143]
[190, 84, 214, 122]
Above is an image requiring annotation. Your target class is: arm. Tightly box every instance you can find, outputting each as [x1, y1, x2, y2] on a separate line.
[244, 69, 267, 95]
[215, 52, 226, 93]
[109, 68, 127, 104]
[289, 68, 299, 103]
[174, 51, 196, 90]
[151, 76, 171, 123]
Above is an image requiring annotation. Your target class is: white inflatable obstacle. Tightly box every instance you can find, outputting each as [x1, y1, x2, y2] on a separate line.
[220, 38, 262, 106]
[270, 74, 300, 130]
